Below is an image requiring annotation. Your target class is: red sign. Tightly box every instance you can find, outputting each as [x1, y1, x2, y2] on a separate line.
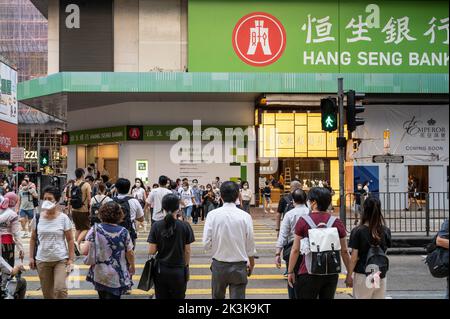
[127, 126, 142, 140]
[232, 12, 287, 67]
[62, 132, 70, 145]
[0, 120, 18, 161]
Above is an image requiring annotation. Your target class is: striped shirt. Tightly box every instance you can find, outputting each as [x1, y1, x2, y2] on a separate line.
[31, 212, 72, 262]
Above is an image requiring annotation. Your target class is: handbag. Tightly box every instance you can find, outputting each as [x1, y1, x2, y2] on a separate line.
[83, 224, 97, 266]
[138, 256, 156, 291]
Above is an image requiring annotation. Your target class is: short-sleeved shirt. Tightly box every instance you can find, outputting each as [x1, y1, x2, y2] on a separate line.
[86, 223, 134, 295]
[72, 180, 92, 213]
[263, 186, 271, 198]
[148, 219, 195, 267]
[146, 187, 173, 221]
[348, 225, 392, 274]
[180, 189, 194, 207]
[294, 212, 347, 275]
[32, 212, 72, 262]
[19, 187, 38, 211]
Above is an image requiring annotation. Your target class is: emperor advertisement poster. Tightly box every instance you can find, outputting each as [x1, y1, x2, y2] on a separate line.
[188, 0, 449, 73]
[0, 60, 18, 125]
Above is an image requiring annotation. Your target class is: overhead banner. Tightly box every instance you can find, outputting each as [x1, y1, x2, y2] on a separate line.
[189, 0, 449, 73]
[354, 105, 449, 164]
[0, 60, 18, 124]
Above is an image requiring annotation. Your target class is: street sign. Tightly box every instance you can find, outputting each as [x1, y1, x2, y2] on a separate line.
[372, 154, 404, 164]
[10, 147, 24, 163]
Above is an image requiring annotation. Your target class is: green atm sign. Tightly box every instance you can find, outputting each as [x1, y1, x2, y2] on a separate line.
[189, 0, 449, 73]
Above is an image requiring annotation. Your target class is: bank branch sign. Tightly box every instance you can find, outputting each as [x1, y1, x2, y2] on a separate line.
[189, 0, 449, 73]
[232, 12, 287, 66]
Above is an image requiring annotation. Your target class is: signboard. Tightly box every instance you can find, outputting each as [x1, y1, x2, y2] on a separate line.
[356, 105, 449, 164]
[136, 160, 149, 184]
[10, 147, 24, 163]
[0, 121, 18, 161]
[0, 60, 18, 125]
[189, 0, 449, 73]
[64, 126, 250, 145]
[372, 154, 405, 163]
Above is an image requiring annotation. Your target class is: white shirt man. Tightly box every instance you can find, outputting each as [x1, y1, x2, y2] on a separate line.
[203, 182, 257, 300]
[146, 186, 172, 222]
[203, 202, 257, 262]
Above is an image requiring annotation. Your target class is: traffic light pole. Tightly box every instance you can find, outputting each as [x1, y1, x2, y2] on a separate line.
[338, 78, 346, 223]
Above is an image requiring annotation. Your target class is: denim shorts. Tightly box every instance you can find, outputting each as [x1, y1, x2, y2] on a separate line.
[19, 209, 35, 220]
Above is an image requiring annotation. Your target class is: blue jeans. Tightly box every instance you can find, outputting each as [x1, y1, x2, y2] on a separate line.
[183, 206, 193, 219]
[19, 209, 34, 220]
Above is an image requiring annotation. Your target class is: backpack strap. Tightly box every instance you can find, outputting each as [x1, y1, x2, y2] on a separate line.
[301, 215, 318, 229]
[326, 216, 337, 228]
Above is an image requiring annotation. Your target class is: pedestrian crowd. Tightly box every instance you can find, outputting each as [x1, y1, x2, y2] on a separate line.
[0, 169, 448, 300]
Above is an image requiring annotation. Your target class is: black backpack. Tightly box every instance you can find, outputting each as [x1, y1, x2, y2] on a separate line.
[90, 196, 107, 226]
[282, 194, 295, 218]
[70, 182, 86, 210]
[365, 245, 389, 278]
[113, 196, 137, 240]
[425, 235, 449, 278]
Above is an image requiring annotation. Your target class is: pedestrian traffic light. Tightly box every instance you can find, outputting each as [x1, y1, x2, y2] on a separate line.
[321, 98, 337, 132]
[346, 90, 366, 133]
[40, 149, 50, 167]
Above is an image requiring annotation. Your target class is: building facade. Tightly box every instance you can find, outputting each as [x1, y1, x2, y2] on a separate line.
[19, 0, 449, 205]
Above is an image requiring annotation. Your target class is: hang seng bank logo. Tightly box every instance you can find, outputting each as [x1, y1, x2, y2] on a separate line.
[232, 12, 287, 66]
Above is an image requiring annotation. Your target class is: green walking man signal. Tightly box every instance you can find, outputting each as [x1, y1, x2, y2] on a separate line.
[321, 98, 337, 132]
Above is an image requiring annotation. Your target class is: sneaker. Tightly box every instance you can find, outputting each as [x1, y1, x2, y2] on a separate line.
[283, 271, 288, 278]
[74, 243, 81, 257]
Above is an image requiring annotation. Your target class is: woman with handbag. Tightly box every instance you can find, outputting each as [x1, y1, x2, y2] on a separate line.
[81, 201, 135, 299]
[147, 193, 195, 299]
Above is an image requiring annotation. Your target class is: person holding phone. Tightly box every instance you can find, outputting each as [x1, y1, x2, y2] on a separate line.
[29, 186, 75, 299]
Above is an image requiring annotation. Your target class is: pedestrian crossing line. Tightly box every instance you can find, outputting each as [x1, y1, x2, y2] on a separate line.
[23, 274, 347, 282]
[24, 274, 348, 282]
[132, 237, 277, 242]
[22, 263, 314, 270]
[25, 288, 352, 297]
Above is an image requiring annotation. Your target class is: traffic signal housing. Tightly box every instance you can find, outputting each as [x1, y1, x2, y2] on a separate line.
[40, 149, 50, 167]
[321, 97, 337, 132]
[346, 90, 366, 133]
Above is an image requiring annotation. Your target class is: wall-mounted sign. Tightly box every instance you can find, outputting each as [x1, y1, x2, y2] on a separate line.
[0, 61, 18, 125]
[136, 160, 149, 184]
[189, 0, 449, 73]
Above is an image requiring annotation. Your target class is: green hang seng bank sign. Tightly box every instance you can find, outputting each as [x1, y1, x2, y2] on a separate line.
[188, 0, 449, 73]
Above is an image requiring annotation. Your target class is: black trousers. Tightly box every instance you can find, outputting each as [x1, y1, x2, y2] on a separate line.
[154, 264, 188, 299]
[98, 290, 121, 299]
[294, 274, 339, 299]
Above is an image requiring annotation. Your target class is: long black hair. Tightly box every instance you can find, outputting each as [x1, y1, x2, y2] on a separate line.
[161, 193, 181, 238]
[361, 196, 386, 244]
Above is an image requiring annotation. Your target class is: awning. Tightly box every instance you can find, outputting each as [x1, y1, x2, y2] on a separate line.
[18, 72, 449, 121]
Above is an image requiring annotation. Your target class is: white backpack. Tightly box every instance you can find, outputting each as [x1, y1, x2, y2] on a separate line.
[302, 215, 342, 275]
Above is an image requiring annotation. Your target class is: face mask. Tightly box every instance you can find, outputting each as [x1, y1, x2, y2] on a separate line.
[41, 200, 56, 211]
[136, 182, 141, 187]
[306, 200, 312, 210]
[357, 186, 362, 190]
[193, 182, 198, 187]
[183, 187, 188, 191]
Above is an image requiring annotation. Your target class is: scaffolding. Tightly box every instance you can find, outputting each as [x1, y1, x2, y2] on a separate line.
[0, 0, 48, 82]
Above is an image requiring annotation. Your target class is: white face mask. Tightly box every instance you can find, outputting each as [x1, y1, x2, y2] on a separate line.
[183, 187, 188, 191]
[41, 200, 56, 211]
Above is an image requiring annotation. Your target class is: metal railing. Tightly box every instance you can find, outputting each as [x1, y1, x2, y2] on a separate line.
[344, 192, 449, 236]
